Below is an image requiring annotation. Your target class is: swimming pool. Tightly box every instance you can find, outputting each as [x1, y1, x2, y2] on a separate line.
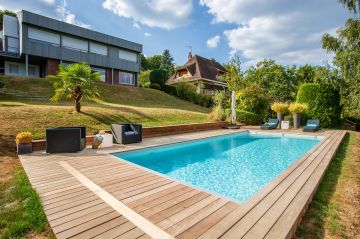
[114, 132, 321, 203]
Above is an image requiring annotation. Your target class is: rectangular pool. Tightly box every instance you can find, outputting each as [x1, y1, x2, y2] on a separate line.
[113, 132, 321, 203]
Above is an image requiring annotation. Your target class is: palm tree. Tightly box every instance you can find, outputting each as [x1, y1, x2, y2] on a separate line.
[338, 0, 360, 13]
[49, 63, 101, 112]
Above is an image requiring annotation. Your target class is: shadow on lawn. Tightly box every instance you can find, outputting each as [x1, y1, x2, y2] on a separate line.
[295, 133, 350, 238]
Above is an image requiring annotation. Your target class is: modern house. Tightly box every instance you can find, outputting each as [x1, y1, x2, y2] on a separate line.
[167, 53, 227, 94]
[0, 10, 142, 86]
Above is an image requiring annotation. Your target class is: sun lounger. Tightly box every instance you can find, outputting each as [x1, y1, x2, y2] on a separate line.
[303, 120, 320, 132]
[260, 119, 279, 130]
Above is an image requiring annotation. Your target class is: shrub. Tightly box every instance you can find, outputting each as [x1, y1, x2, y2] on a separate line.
[297, 83, 341, 128]
[149, 69, 168, 90]
[164, 85, 177, 95]
[288, 102, 308, 114]
[271, 102, 289, 114]
[139, 70, 151, 88]
[199, 94, 213, 108]
[149, 83, 161, 90]
[209, 104, 226, 122]
[16, 132, 33, 144]
[236, 84, 270, 121]
[176, 82, 197, 99]
[226, 109, 262, 125]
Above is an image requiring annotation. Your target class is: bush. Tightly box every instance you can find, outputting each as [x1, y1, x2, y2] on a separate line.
[297, 83, 341, 128]
[199, 94, 213, 108]
[164, 85, 177, 95]
[225, 109, 262, 125]
[149, 69, 168, 90]
[139, 70, 151, 88]
[149, 83, 161, 90]
[16, 132, 33, 144]
[209, 105, 226, 122]
[236, 84, 270, 122]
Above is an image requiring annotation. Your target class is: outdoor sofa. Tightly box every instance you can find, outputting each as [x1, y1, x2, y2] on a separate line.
[111, 124, 142, 144]
[303, 120, 320, 132]
[46, 126, 86, 153]
[260, 119, 279, 130]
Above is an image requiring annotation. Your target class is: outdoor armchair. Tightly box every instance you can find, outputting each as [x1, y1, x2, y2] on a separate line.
[46, 126, 86, 153]
[111, 124, 142, 144]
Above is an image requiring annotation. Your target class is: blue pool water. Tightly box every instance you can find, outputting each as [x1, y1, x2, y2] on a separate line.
[114, 132, 320, 202]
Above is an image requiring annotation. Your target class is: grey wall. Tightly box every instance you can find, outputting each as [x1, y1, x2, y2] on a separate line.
[19, 10, 142, 73]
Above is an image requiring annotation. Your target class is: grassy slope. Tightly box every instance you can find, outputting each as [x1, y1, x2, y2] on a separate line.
[0, 76, 210, 139]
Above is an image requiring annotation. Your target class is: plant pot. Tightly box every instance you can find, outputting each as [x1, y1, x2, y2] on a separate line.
[17, 143, 32, 155]
[293, 113, 301, 129]
[277, 113, 284, 128]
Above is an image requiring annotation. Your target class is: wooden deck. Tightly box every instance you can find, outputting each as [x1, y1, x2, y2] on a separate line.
[19, 129, 346, 239]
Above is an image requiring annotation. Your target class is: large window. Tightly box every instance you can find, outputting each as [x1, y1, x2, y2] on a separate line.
[91, 66, 106, 82]
[118, 49, 137, 62]
[6, 36, 19, 53]
[62, 35, 88, 52]
[119, 71, 135, 85]
[90, 42, 107, 56]
[28, 27, 60, 46]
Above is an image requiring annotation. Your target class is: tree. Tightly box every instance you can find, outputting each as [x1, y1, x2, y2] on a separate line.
[0, 10, 16, 30]
[219, 54, 245, 91]
[161, 49, 175, 75]
[322, 18, 360, 111]
[338, 0, 360, 13]
[139, 70, 151, 88]
[49, 63, 101, 112]
[146, 55, 163, 70]
[140, 54, 149, 70]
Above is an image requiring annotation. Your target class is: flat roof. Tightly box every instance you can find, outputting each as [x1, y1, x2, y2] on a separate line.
[19, 10, 142, 53]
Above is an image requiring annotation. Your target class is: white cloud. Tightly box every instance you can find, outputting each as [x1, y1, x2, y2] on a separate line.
[133, 22, 141, 30]
[39, 0, 56, 5]
[102, 0, 193, 30]
[144, 32, 152, 37]
[206, 35, 220, 48]
[200, 0, 348, 66]
[56, 0, 90, 28]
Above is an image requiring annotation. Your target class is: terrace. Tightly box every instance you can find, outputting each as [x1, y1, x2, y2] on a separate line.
[19, 127, 346, 239]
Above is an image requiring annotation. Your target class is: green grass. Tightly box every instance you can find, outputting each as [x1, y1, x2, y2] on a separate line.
[0, 169, 54, 239]
[0, 76, 210, 139]
[295, 132, 360, 238]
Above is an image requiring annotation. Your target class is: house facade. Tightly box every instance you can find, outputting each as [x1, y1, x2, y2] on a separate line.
[0, 10, 142, 86]
[167, 53, 227, 94]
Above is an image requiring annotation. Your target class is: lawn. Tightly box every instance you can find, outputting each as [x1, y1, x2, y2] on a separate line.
[0, 76, 210, 139]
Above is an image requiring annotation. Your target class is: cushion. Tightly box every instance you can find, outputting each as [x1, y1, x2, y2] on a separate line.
[125, 131, 135, 136]
[306, 123, 318, 127]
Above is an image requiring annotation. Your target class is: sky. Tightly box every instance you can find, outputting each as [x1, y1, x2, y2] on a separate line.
[0, 0, 353, 67]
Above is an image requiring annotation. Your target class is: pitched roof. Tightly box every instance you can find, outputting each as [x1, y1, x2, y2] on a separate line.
[167, 55, 227, 84]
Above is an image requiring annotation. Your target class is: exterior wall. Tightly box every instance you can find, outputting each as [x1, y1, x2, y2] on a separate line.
[45, 59, 59, 75]
[113, 69, 120, 84]
[105, 68, 113, 84]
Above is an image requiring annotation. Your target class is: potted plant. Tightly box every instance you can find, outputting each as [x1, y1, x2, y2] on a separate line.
[289, 103, 308, 129]
[16, 132, 33, 155]
[271, 102, 289, 128]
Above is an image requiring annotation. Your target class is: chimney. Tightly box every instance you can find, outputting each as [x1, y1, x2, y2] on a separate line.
[188, 52, 193, 61]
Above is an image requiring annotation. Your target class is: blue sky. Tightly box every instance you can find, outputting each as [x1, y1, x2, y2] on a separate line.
[0, 0, 353, 67]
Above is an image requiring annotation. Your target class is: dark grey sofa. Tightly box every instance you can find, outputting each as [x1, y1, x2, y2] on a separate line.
[260, 119, 279, 130]
[303, 120, 320, 132]
[111, 124, 142, 144]
[46, 126, 86, 153]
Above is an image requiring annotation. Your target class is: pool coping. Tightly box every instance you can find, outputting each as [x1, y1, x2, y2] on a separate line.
[18, 128, 346, 239]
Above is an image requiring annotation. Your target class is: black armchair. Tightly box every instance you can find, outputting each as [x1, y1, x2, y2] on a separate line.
[46, 126, 86, 153]
[111, 124, 142, 144]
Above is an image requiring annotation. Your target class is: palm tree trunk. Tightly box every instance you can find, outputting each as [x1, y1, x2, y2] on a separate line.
[74, 86, 83, 112]
[75, 99, 81, 112]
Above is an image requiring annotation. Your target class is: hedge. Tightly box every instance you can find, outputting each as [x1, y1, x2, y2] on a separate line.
[296, 83, 341, 128]
[225, 109, 262, 125]
[149, 83, 161, 90]
[0, 78, 4, 88]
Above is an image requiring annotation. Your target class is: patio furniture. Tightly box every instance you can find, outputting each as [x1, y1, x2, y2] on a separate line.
[111, 124, 142, 144]
[260, 119, 279, 130]
[303, 120, 320, 132]
[46, 126, 86, 153]
[281, 120, 290, 129]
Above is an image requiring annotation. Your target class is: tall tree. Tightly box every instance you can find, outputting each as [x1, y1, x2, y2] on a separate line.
[146, 55, 163, 70]
[0, 10, 16, 30]
[322, 18, 360, 111]
[161, 49, 175, 75]
[49, 63, 101, 112]
[338, 0, 360, 13]
[218, 54, 245, 91]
